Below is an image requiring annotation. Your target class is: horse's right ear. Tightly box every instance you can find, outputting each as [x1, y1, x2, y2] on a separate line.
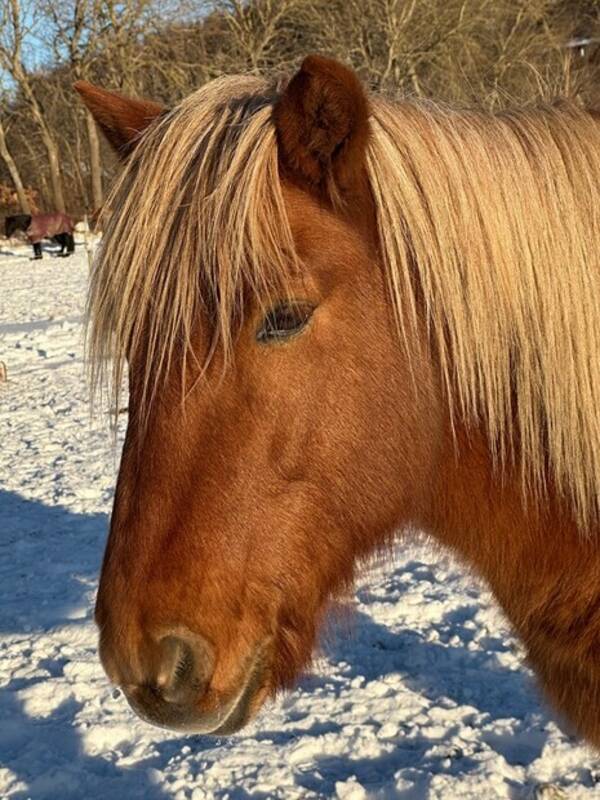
[74, 81, 165, 159]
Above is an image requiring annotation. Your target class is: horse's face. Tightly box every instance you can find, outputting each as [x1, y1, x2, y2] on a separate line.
[84, 58, 442, 733]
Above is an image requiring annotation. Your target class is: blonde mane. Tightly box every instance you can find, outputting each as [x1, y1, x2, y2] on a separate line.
[88, 75, 600, 528]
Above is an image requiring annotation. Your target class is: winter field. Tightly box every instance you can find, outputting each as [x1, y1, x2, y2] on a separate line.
[1, 242, 600, 800]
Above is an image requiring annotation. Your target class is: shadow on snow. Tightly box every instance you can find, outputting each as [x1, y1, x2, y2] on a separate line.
[0, 492, 588, 798]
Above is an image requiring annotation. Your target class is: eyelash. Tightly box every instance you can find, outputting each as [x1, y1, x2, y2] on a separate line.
[256, 302, 314, 343]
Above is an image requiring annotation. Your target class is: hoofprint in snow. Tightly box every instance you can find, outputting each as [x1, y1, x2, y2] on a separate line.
[0, 242, 599, 800]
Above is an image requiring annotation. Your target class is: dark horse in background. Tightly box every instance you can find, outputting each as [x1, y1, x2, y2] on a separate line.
[4, 212, 75, 259]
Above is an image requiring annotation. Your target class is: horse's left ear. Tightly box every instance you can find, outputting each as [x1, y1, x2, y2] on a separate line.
[74, 81, 165, 159]
[273, 55, 370, 198]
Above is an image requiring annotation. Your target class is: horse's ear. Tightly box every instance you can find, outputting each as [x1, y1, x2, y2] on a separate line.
[74, 81, 165, 159]
[273, 55, 370, 198]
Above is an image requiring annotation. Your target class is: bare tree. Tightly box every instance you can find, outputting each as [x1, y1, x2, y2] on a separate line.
[0, 114, 30, 213]
[94, 0, 159, 93]
[0, 0, 66, 211]
[217, 0, 307, 73]
[41, 0, 106, 209]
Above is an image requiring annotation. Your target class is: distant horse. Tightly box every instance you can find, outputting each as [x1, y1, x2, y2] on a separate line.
[76, 58, 600, 745]
[4, 212, 75, 259]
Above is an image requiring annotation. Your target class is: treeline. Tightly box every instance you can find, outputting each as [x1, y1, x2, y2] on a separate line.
[1, 0, 599, 217]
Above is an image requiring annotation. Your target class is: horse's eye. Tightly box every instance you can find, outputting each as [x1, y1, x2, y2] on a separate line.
[257, 302, 314, 343]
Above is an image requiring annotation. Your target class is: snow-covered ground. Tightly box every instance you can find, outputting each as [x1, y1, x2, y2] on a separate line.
[1, 242, 599, 800]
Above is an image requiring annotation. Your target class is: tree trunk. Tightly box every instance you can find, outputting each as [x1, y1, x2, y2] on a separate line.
[43, 133, 66, 213]
[0, 118, 30, 213]
[85, 108, 103, 210]
[17, 75, 66, 212]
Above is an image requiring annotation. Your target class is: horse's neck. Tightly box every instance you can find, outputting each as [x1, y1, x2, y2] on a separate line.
[424, 422, 600, 744]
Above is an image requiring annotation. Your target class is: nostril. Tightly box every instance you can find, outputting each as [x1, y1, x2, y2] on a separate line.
[155, 631, 214, 705]
[155, 636, 187, 690]
[172, 640, 195, 684]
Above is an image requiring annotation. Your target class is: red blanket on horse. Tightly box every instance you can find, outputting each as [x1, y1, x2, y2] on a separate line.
[26, 212, 74, 244]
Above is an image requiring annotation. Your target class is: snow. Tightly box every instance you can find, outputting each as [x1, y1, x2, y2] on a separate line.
[1, 242, 600, 799]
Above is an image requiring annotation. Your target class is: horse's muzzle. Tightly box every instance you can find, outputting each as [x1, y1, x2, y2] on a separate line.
[115, 630, 267, 734]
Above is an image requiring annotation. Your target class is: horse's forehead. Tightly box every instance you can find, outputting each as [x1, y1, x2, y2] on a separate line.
[281, 182, 371, 281]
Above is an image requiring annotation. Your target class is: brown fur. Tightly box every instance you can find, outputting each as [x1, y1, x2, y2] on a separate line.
[79, 56, 600, 745]
[74, 81, 165, 158]
[273, 55, 370, 200]
[428, 426, 600, 744]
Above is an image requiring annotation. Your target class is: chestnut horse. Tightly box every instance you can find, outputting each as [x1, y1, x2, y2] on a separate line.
[75, 57, 600, 744]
